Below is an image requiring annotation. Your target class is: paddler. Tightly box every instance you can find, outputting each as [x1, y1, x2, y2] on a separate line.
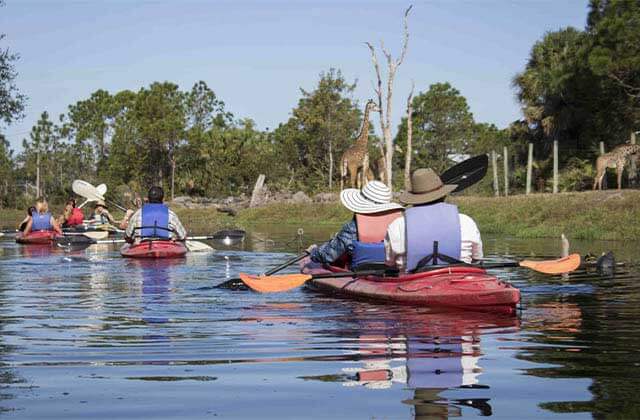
[17, 206, 36, 232]
[58, 198, 85, 228]
[385, 168, 483, 272]
[22, 197, 63, 235]
[307, 181, 403, 268]
[124, 186, 187, 243]
[90, 200, 116, 225]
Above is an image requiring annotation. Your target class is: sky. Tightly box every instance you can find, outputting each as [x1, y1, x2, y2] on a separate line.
[1, 0, 589, 151]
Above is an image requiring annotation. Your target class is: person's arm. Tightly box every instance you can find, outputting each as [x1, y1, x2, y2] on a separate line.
[124, 210, 140, 242]
[118, 209, 135, 230]
[169, 211, 187, 240]
[23, 218, 33, 235]
[309, 220, 357, 265]
[384, 217, 406, 268]
[51, 217, 63, 235]
[460, 214, 483, 261]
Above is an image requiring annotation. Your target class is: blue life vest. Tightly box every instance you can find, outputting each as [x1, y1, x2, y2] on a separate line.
[405, 203, 461, 272]
[32, 212, 53, 231]
[351, 210, 402, 268]
[141, 203, 170, 239]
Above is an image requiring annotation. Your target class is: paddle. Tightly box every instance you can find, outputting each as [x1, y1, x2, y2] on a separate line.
[237, 254, 582, 293]
[214, 251, 310, 289]
[440, 154, 489, 193]
[72, 180, 127, 212]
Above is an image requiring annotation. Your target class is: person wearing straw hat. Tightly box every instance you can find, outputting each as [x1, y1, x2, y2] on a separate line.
[385, 168, 483, 272]
[89, 200, 117, 225]
[308, 181, 403, 268]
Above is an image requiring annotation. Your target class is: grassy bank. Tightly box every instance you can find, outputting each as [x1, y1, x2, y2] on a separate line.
[2, 190, 638, 240]
[236, 190, 640, 241]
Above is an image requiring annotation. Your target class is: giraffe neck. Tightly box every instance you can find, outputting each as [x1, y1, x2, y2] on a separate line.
[355, 105, 372, 148]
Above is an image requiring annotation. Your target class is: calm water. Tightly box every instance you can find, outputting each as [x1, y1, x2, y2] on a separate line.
[0, 225, 639, 419]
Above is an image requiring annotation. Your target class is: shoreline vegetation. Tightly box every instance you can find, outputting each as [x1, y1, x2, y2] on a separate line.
[2, 190, 639, 241]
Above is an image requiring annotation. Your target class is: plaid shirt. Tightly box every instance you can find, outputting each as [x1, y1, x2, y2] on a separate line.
[309, 219, 357, 265]
[125, 207, 187, 240]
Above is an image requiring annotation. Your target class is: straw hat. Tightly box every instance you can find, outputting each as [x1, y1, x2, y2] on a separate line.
[95, 200, 108, 209]
[340, 181, 403, 214]
[399, 168, 457, 205]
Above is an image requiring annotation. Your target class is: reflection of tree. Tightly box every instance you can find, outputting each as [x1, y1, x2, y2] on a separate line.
[518, 294, 640, 418]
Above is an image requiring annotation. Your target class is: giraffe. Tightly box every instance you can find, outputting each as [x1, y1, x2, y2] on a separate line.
[593, 143, 640, 190]
[341, 100, 377, 189]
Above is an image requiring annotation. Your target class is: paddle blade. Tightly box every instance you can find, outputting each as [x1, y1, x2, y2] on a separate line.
[440, 155, 489, 193]
[185, 240, 214, 252]
[519, 253, 581, 274]
[55, 235, 96, 249]
[96, 183, 107, 196]
[239, 273, 312, 293]
[72, 180, 105, 201]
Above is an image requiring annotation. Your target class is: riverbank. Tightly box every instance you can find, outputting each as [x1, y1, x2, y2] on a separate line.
[234, 190, 640, 241]
[1, 190, 638, 240]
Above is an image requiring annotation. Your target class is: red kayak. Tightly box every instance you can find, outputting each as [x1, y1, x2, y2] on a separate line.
[120, 240, 188, 259]
[15, 230, 60, 245]
[301, 261, 520, 315]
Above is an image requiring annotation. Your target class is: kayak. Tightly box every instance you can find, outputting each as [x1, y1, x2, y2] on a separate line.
[120, 240, 188, 259]
[15, 230, 60, 245]
[301, 260, 520, 315]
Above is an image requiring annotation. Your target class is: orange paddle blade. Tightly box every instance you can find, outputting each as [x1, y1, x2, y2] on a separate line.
[239, 273, 312, 293]
[519, 253, 581, 274]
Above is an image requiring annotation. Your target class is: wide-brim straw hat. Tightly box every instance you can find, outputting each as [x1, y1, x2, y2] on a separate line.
[399, 168, 457, 205]
[95, 200, 108, 209]
[340, 180, 403, 214]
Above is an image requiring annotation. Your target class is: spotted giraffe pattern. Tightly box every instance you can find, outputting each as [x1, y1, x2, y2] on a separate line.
[341, 100, 377, 189]
[593, 143, 640, 190]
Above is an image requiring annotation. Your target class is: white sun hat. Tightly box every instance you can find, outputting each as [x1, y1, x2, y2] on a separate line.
[339, 181, 403, 214]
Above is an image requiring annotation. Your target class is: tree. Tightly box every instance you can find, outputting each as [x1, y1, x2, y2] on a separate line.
[395, 83, 475, 174]
[0, 0, 26, 128]
[365, 6, 412, 187]
[273, 69, 361, 191]
[20, 112, 59, 197]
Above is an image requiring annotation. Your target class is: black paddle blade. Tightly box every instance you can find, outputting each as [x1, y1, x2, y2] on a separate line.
[55, 235, 96, 249]
[440, 154, 489, 193]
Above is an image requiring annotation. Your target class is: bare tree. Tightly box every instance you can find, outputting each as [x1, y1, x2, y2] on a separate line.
[365, 5, 412, 187]
[404, 81, 415, 190]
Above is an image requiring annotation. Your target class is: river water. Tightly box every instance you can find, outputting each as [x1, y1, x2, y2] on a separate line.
[0, 226, 638, 419]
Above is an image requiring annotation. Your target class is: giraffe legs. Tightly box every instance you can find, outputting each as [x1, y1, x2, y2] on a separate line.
[616, 161, 624, 190]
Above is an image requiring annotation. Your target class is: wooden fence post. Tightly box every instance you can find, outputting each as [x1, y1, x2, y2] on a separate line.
[553, 140, 558, 194]
[526, 143, 533, 195]
[491, 150, 499, 197]
[599, 141, 607, 189]
[503, 146, 509, 196]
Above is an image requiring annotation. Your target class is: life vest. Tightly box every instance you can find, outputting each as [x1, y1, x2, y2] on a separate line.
[352, 210, 402, 268]
[405, 203, 461, 272]
[32, 212, 53, 231]
[66, 208, 84, 226]
[140, 203, 170, 239]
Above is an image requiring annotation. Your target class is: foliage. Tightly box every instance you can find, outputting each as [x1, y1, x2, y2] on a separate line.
[395, 82, 475, 174]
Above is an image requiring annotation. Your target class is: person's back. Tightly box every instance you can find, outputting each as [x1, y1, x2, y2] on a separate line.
[125, 186, 186, 243]
[24, 198, 62, 235]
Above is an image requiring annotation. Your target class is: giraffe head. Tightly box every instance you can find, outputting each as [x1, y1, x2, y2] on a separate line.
[365, 99, 380, 113]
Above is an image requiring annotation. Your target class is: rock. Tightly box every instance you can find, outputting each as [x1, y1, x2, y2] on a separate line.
[290, 191, 312, 204]
[313, 192, 338, 203]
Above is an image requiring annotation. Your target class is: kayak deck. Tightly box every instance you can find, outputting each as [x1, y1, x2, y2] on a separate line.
[302, 261, 520, 314]
[15, 230, 60, 245]
[120, 240, 188, 258]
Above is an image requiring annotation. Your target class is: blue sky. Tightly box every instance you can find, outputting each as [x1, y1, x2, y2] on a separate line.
[1, 0, 589, 150]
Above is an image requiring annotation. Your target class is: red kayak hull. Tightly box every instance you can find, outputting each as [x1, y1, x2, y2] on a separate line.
[120, 241, 188, 259]
[302, 262, 520, 315]
[15, 230, 60, 245]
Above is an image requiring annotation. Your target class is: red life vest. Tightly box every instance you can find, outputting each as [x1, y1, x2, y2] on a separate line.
[355, 210, 403, 243]
[66, 208, 85, 226]
[352, 210, 403, 268]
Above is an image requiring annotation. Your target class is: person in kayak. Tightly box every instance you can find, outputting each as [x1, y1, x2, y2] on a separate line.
[58, 198, 85, 228]
[17, 206, 37, 232]
[22, 198, 63, 235]
[124, 186, 187, 243]
[385, 168, 482, 272]
[307, 181, 403, 268]
[90, 201, 116, 225]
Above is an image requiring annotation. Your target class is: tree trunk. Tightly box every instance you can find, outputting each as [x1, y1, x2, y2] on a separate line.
[171, 158, 176, 201]
[36, 151, 40, 198]
[404, 85, 414, 190]
[328, 139, 333, 190]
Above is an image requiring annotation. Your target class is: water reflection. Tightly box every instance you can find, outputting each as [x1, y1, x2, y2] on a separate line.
[301, 307, 519, 418]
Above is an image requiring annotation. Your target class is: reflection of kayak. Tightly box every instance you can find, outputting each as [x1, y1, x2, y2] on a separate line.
[120, 240, 188, 258]
[302, 262, 520, 314]
[15, 230, 60, 245]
